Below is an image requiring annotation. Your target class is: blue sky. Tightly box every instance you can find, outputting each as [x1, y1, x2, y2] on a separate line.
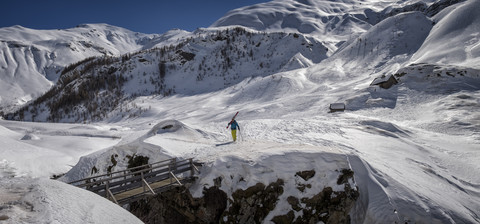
[0, 0, 270, 34]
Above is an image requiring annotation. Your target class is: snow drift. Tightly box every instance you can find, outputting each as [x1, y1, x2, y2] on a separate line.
[0, 178, 142, 223]
[412, 0, 480, 68]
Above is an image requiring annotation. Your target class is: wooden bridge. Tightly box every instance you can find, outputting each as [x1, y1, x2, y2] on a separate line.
[68, 158, 200, 206]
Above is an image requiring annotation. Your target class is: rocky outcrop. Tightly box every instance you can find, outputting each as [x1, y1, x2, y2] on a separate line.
[130, 169, 359, 224]
[222, 179, 285, 224]
[130, 185, 227, 224]
[272, 169, 359, 224]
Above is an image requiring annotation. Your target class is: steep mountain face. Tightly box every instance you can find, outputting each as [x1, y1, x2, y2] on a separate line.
[411, 0, 480, 67]
[0, 24, 158, 112]
[7, 27, 328, 122]
[306, 0, 480, 85]
[329, 11, 433, 72]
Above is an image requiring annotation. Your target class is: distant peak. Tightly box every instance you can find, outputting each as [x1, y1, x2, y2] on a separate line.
[4, 25, 28, 30]
[294, 0, 314, 6]
[76, 23, 115, 29]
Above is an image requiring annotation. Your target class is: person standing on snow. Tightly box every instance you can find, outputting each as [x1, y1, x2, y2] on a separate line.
[228, 119, 240, 141]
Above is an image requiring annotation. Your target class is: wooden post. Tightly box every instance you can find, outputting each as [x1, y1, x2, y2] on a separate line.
[172, 158, 177, 173]
[190, 158, 194, 177]
[106, 181, 119, 205]
[141, 171, 145, 193]
[169, 162, 172, 184]
[106, 180, 109, 200]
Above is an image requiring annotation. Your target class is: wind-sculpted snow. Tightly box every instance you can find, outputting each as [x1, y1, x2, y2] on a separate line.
[412, 0, 480, 68]
[0, 120, 121, 178]
[211, 0, 439, 52]
[211, 0, 375, 50]
[61, 119, 219, 182]
[0, 178, 142, 223]
[331, 11, 433, 71]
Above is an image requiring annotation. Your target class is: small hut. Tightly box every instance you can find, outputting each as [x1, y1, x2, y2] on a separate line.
[371, 75, 398, 89]
[329, 103, 346, 112]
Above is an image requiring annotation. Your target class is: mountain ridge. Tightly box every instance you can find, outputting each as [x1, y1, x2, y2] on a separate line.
[1, 0, 478, 120]
[6, 27, 328, 122]
[0, 23, 158, 112]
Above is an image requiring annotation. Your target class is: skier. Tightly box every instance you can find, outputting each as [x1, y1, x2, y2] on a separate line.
[228, 118, 240, 142]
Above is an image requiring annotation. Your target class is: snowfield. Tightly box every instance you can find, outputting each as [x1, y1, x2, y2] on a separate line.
[0, 177, 142, 223]
[1, 0, 480, 223]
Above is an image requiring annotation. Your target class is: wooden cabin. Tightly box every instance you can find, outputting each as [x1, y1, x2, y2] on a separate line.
[371, 75, 398, 89]
[329, 103, 346, 112]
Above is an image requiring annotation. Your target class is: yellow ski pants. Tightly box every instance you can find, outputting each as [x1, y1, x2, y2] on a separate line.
[231, 130, 237, 141]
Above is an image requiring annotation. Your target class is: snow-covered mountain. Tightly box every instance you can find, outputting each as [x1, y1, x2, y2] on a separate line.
[8, 0, 478, 123]
[0, 23, 161, 112]
[411, 0, 480, 67]
[1, 0, 479, 223]
[7, 27, 328, 122]
[210, 0, 457, 51]
[0, 0, 467, 115]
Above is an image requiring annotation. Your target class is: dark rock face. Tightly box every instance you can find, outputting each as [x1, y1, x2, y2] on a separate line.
[130, 185, 227, 224]
[295, 170, 316, 181]
[221, 179, 285, 224]
[130, 169, 359, 224]
[425, 0, 465, 17]
[272, 169, 359, 224]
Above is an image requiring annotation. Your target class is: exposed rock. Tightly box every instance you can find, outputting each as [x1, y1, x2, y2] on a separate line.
[337, 169, 355, 185]
[287, 196, 302, 211]
[271, 211, 295, 224]
[0, 215, 9, 221]
[130, 185, 227, 224]
[296, 183, 312, 192]
[295, 170, 316, 181]
[127, 154, 150, 173]
[273, 168, 359, 224]
[221, 179, 284, 224]
[130, 169, 359, 224]
[213, 176, 222, 188]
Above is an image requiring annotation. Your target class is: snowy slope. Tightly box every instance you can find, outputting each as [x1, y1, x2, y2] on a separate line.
[412, 0, 480, 68]
[1, 0, 479, 223]
[0, 24, 157, 112]
[8, 27, 328, 123]
[0, 178, 142, 223]
[0, 120, 140, 223]
[331, 11, 433, 72]
[0, 119, 121, 178]
[51, 0, 478, 222]
[211, 0, 439, 52]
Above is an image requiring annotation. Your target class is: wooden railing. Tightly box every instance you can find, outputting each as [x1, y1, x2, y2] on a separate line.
[68, 158, 200, 205]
